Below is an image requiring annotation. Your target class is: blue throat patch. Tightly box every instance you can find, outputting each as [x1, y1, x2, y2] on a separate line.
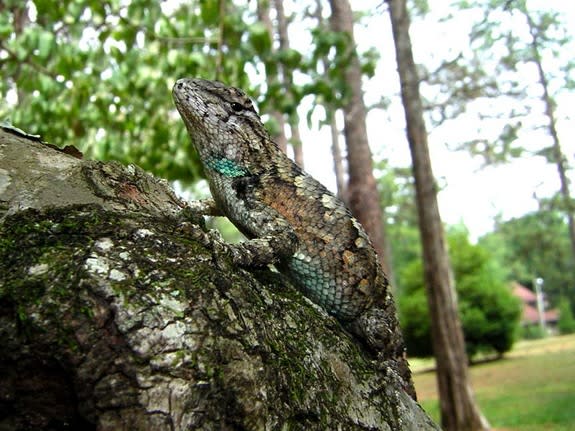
[207, 157, 248, 177]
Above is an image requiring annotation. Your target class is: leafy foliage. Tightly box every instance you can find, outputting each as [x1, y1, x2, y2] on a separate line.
[399, 228, 521, 358]
[1, 0, 381, 187]
[1, 0, 266, 183]
[520, 324, 546, 340]
[558, 298, 575, 335]
[479, 209, 575, 309]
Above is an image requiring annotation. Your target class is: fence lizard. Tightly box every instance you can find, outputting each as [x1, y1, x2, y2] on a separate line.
[173, 78, 414, 397]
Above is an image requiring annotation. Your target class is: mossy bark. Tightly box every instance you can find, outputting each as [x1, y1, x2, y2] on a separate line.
[0, 128, 439, 430]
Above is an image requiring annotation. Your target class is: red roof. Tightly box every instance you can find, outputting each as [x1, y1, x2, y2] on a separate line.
[511, 281, 537, 302]
[522, 304, 540, 323]
[511, 282, 559, 324]
[545, 308, 559, 322]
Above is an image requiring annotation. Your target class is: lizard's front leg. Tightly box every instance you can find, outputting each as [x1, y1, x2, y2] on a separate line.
[224, 199, 299, 268]
[181, 195, 298, 268]
[186, 198, 222, 216]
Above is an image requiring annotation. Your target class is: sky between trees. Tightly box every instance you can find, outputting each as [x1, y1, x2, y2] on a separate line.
[289, 0, 575, 240]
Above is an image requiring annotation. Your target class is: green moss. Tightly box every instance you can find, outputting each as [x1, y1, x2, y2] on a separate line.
[1, 204, 413, 427]
[0, 207, 108, 347]
[0, 204, 216, 349]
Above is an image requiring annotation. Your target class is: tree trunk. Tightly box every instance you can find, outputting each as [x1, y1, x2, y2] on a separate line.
[256, 0, 288, 154]
[312, 0, 348, 201]
[0, 127, 439, 430]
[328, 109, 348, 201]
[289, 117, 304, 168]
[524, 9, 575, 266]
[328, 0, 390, 276]
[387, 1, 490, 431]
[273, 0, 305, 168]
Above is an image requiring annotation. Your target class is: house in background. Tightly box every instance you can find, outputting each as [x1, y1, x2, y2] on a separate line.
[511, 281, 559, 334]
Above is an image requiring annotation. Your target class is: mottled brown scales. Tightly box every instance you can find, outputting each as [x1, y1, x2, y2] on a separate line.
[258, 171, 378, 319]
[173, 78, 415, 397]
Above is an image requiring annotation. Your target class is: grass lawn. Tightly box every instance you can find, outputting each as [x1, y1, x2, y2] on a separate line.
[411, 334, 575, 431]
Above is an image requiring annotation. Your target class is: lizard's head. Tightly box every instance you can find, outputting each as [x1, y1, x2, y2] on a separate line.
[173, 78, 272, 176]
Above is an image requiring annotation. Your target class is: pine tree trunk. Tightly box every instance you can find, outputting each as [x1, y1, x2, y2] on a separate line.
[387, 1, 490, 430]
[328, 0, 390, 276]
[312, 0, 348, 200]
[328, 110, 348, 201]
[256, 0, 288, 154]
[273, 0, 305, 168]
[524, 9, 575, 265]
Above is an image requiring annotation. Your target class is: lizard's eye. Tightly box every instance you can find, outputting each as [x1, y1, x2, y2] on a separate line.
[231, 102, 244, 112]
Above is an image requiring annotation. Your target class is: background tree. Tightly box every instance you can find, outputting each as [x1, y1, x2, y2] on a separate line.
[327, 0, 390, 274]
[256, 0, 289, 154]
[387, 0, 489, 430]
[422, 0, 575, 271]
[377, 163, 421, 289]
[273, 0, 305, 167]
[479, 209, 575, 310]
[557, 298, 575, 335]
[309, 0, 348, 200]
[255, 0, 306, 166]
[468, 0, 575, 269]
[399, 228, 521, 358]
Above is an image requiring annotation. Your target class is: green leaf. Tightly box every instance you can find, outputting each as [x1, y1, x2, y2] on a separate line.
[189, 52, 206, 67]
[37, 31, 55, 60]
[15, 43, 28, 61]
[201, 0, 219, 25]
[248, 22, 271, 55]
[278, 48, 302, 69]
[0, 18, 13, 38]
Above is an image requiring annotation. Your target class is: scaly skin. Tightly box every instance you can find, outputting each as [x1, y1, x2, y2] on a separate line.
[173, 78, 414, 397]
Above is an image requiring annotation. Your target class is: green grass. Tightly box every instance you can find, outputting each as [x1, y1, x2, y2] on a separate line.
[412, 334, 575, 431]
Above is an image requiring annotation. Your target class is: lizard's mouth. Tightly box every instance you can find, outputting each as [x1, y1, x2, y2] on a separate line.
[172, 80, 191, 112]
[172, 80, 201, 128]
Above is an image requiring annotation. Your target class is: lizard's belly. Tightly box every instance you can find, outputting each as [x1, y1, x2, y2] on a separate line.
[281, 246, 376, 322]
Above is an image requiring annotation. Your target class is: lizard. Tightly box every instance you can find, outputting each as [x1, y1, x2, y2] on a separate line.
[172, 78, 415, 398]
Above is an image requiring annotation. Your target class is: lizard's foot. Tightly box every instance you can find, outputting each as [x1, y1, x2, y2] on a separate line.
[348, 306, 395, 353]
[348, 306, 417, 400]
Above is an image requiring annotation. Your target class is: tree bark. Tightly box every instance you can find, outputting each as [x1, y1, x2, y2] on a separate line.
[311, 0, 348, 201]
[0, 128, 439, 430]
[273, 0, 305, 168]
[524, 9, 575, 266]
[328, 0, 390, 276]
[328, 110, 348, 201]
[256, 0, 289, 154]
[387, 1, 490, 431]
